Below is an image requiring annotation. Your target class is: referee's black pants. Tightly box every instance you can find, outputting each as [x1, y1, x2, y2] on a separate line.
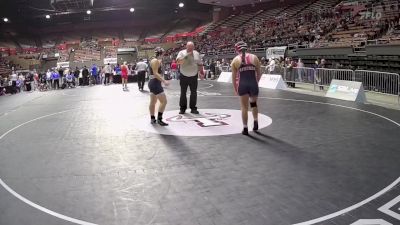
[137, 71, 146, 89]
[179, 73, 198, 111]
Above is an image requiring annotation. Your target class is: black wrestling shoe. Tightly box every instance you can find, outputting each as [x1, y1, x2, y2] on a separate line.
[253, 121, 259, 131]
[190, 109, 199, 114]
[179, 110, 186, 114]
[157, 119, 169, 126]
[242, 127, 249, 135]
[151, 119, 157, 124]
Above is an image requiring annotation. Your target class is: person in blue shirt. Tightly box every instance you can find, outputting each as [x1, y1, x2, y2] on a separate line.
[115, 64, 121, 75]
[91, 64, 98, 85]
[52, 70, 60, 89]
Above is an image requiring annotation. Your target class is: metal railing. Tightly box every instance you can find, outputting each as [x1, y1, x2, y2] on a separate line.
[220, 65, 400, 104]
[355, 70, 400, 96]
[316, 68, 355, 89]
[284, 67, 317, 88]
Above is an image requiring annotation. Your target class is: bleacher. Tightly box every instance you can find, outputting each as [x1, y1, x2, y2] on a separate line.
[241, 7, 285, 28]
[304, 0, 340, 13]
[318, 0, 400, 48]
[124, 30, 141, 42]
[221, 11, 260, 29]
[104, 46, 117, 59]
[73, 49, 101, 62]
[0, 58, 11, 76]
[17, 38, 37, 49]
[0, 41, 17, 49]
[284, 1, 313, 17]
[58, 50, 70, 62]
[93, 30, 117, 41]
[200, 15, 235, 35]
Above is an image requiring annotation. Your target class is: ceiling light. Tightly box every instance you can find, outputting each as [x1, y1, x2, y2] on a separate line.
[179, 3, 184, 8]
[46, 15, 51, 19]
[86, 10, 91, 15]
[3, 18, 8, 22]
[130, 8, 135, 12]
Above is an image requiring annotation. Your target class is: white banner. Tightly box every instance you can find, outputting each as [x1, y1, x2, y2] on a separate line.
[259, 74, 287, 90]
[326, 79, 366, 103]
[104, 58, 117, 65]
[57, 62, 70, 68]
[217, 72, 232, 83]
[266, 46, 287, 60]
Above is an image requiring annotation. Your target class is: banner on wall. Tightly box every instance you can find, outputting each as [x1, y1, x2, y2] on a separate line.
[104, 58, 117, 65]
[266, 46, 287, 60]
[57, 61, 70, 68]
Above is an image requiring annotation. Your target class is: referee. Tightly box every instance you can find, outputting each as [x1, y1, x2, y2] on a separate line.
[136, 59, 148, 91]
[176, 41, 204, 114]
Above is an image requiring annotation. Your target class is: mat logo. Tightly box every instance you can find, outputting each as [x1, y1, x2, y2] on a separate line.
[167, 113, 231, 127]
[350, 195, 400, 225]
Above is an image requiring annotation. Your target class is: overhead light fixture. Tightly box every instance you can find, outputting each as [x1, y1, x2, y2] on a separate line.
[46, 15, 51, 19]
[179, 2, 184, 8]
[130, 8, 135, 12]
[3, 18, 8, 22]
[86, 10, 91, 15]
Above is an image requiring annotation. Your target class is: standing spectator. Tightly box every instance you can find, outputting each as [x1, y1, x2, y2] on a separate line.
[82, 66, 89, 86]
[104, 63, 112, 85]
[52, 70, 60, 89]
[313, 59, 324, 90]
[170, 60, 178, 80]
[176, 41, 204, 114]
[209, 60, 216, 79]
[10, 71, 17, 94]
[268, 58, 276, 74]
[33, 69, 39, 91]
[74, 67, 80, 87]
[58, 67, 64, 83]
[297, 58, 305, 82]
[46, 69, 52, 89]
[91, 64, 98, 85]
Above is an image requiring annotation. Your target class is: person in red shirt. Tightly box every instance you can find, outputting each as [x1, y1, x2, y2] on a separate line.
[170, 60, 178, 80]
[121, 62, 129, 91]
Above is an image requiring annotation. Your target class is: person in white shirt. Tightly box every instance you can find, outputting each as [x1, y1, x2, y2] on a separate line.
[136, 59, 148, 91]
[268, 58, 276, 74]
[297, 58, 305, 82]
[103, 63, 112, 85]
[46, 69, 52, 89]
[176, 41, 204, 114]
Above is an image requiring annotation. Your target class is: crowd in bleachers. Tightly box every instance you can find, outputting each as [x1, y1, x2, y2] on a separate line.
[104, 46, 117, 58]
[73, 38, 101, 62]
[160, 0, 399, 57]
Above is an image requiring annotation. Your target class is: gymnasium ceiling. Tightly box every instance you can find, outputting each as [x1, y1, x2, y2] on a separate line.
[0, 0, 211, 29]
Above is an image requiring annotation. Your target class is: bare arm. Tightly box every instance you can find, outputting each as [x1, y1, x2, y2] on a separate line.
[255, 57, 262, 82]
[231, 60, 238, 94]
